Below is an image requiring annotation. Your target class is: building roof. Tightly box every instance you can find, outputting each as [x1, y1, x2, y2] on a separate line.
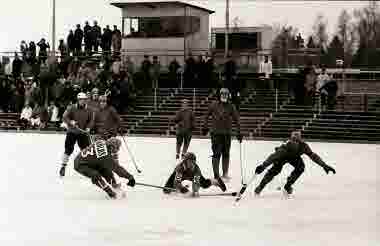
[110, 0, 215, 14]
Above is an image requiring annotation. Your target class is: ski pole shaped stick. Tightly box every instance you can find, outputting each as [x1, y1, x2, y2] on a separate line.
[235, 174, 258, 202]
[120, 134, 142, 173]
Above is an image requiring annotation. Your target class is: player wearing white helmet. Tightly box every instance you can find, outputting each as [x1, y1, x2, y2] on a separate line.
[59, 92, 94, 177]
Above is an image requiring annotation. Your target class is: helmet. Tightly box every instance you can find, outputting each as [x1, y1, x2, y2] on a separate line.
[220, 88, 230, 102]
[77, 92, 88, 100]
[183, 152, 196, 163]
[92, 87, 99, 95]
[107, 137, 121, 153]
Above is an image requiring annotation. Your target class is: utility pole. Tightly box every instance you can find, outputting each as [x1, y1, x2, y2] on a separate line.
[52, 0, 56, 58]
[224, 0, 230, 58]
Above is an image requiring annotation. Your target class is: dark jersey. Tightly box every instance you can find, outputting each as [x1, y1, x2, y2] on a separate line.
[94, 106, 120, 136]
[173, 108, 195, 134]
[174, 162, 202, 190]
[263, 140, 326, 168]
[204, 101, 240, 135]
[74, 140, 133, 180]
[63, 104, 93, 131]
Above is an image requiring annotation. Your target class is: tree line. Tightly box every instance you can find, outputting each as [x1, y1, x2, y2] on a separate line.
[271, 1, 380, 68]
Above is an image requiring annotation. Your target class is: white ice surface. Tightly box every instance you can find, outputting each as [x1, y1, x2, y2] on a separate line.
[0, 132, 379, 246]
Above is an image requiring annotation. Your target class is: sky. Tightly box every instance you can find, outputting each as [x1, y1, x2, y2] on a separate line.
[0, 0, 368, 53]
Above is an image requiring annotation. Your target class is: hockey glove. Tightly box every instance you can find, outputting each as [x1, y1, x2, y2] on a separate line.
[127, 178, 136, 187]
[255, 165, 266, 175]
[237, 132, 243, 143]
[323, 165, 336, 175]
[201, 128, 208, 136]
[180, 186, 189, 194]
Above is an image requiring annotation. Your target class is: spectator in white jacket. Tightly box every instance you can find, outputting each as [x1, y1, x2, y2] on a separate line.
[48, 101, 60, 127]
[259, 55, 273, 90]
[18, 102, 33, 129]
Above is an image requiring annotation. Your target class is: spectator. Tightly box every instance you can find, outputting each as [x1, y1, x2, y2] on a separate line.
[103, 25, 112, 52]
[140, 55, 151, 91]
[195, 55, 205, 87]
[304, 65, 317, 106]
[204, 53, 216, 89]
[67, 30, 75, 56]
[0, 79, 12, 112]
[112, 56, 122, 75]
[83, 21, 92, 54]
[259, 55, 273, 90]
[14, 79, 25, 112]
[4, 56, 12, 77]
[151, 56, 161, 88]
[121, 55, 135, 77]
[20, 41, 28, 61]
[74, 24, 84, 56]
[58, 39, 68, 59]
[316, 67, 330, 110]
[168, 58, 180, 87]
[12, 53, 23, 79]
[27, 41, 37, 64]
[184, 53, 196, 88]
[37, 38, 50, 64]
[48, 101, 60, 127]
[91, 21, 102, 52]
[18, 102, 33, 129]
[224, 51, 237, 91]
[24, 77, 34, 105]
[112, 25, 122, 54]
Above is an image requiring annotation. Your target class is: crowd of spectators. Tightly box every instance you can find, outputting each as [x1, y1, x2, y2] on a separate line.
[0, 21, 339, 132]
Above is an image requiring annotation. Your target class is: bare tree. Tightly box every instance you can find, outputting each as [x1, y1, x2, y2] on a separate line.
[353, 1, 380, 66]
[312, 13, 329, 50]
[337, 9, 355, 66]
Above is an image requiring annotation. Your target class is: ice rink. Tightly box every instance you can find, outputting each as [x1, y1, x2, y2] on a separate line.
[0, 132, 379, 246]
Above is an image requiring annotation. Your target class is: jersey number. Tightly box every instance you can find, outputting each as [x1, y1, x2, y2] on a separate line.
[80, 140, 108, 159]
[81, 147, 94, 158]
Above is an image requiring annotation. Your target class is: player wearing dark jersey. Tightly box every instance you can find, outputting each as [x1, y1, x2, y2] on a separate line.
[202, 88, 242, 182]
[93, 95, 120, 140]
[74, 137, 135, 199]
[59, 92, 94, 177]
[163, 152, 227, 197]
[253, 131, 336, 196]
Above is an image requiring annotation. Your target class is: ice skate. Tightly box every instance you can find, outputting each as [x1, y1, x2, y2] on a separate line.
[103, 186, 117, 199]
[212, 177, 227, 192]
[283, 185, 293, 199]
[112, 183, 126, 199]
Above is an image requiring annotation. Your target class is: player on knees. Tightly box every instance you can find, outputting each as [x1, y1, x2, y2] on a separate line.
[163, 152, 227, 197]
[59, 92, 94, 177]
[74, 137, 135, 199]
[253, 131, 336, 197]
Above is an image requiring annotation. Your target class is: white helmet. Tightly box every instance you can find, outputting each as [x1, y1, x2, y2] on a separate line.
[77, 92, 88, 100]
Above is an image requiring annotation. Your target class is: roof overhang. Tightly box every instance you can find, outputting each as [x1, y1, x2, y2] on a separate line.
[110, 1, 215, 14]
